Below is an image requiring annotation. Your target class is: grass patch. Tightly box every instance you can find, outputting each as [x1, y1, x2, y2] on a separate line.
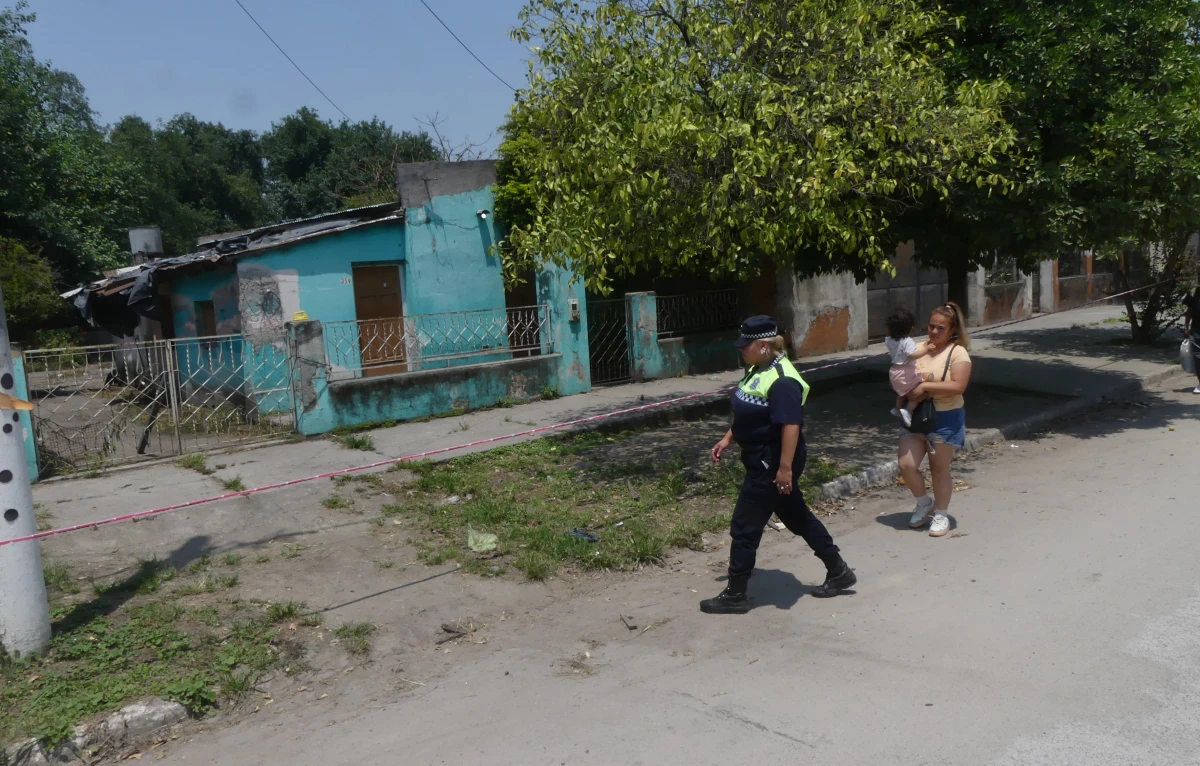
[336, 433, 375, 451]
[0, 559, 305, 749]
[220, 476, 246, 491]
[42, 560, 79, 595]
[280, 544, 305, 560]
[265, 600, 304, 623]
[175, 454, 214, 476]
[175, 574, 239, 596]
[333, 622, 377, 656]
[322, 496, 352, 511]
[332, 419, 395, 436]
[390, 429, 855, 581]
[223, 554, 242, 567]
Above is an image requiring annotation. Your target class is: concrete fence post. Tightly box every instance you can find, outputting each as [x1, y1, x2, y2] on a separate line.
[966, 265, 987, 327]
[626, 292, 666, 383]
[286, 320, 336, 436]
[0, 282, 52, 658]
[536, 263, 591, 396]
[1038, 260, 1058, 313]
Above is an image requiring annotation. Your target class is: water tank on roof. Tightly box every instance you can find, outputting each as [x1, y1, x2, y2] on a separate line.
[128, 226, 164, 261]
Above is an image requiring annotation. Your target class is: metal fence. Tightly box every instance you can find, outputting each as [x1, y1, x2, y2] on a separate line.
[586, 298, 631, 385]
[22, 332, 295, 476]
[656, 290, 741, 339]
[985, 256, 1023, 286]
[323, 304, 552, 381]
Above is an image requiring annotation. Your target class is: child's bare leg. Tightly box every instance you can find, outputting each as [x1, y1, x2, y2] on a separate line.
[895, 394, 906, 411]
[904, 395, 920, 413]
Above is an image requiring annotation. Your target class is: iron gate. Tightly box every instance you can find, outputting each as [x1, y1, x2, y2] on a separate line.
[22, 332, 296, 477]
[586, 298, 631, 385]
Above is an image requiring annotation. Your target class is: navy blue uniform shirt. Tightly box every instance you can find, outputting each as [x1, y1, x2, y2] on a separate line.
[730, 371, 805, 446]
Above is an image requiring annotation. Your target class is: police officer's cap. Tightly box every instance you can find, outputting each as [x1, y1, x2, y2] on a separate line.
[734, 315, 778, 348]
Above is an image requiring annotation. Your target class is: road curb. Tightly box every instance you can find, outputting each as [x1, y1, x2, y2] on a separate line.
[811, 366, 1181, 504]
[4, 697, 189, 765]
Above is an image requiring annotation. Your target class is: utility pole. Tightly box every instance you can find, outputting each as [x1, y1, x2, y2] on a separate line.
[0, 280, 52, 658]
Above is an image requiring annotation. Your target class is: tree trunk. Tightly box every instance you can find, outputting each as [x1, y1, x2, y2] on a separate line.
[946, 259, 970, 318]
[1125, 234, 1189, 345]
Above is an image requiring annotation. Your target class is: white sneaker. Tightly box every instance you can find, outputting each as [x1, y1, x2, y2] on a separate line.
[900, 409, 913, 428]
[890, 407, 902, 418]
[1193, 386, 1200, 394]
[929, 514, 950, 537]
[909, 496, 934, 528]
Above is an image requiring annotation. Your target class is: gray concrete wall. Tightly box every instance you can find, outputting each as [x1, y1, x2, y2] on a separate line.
[775, 270, 867, 356]
[395, 160, 499, 208]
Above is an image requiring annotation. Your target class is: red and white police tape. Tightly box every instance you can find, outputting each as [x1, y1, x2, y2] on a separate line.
[0, 279, 1172, 548]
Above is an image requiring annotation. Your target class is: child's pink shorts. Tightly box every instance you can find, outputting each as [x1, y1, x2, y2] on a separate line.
[890, 364, 924, 397]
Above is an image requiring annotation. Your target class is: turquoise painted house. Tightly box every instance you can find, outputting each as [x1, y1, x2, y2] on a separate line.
[67, 161, 589, 435]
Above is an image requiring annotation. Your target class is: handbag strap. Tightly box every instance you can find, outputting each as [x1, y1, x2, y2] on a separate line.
[939, 347, 955, 381]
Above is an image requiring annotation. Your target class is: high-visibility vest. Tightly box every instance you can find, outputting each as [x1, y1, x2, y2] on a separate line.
[736, 356, 810, 406]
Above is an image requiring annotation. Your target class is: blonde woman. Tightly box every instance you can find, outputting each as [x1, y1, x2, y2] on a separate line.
[900, 302, 973, 537]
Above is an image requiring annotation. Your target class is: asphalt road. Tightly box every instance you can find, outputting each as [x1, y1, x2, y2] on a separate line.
[159, 374, 1200, 766]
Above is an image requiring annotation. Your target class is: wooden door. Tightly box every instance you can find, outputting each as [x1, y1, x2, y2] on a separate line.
[352, 264, 406, 376]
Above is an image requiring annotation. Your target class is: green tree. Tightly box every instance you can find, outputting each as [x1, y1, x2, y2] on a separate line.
[261, 109, 439, 220]
[0, 237, 61, 333]
[497, 0, 1014, 293]
[493, 109, 539, 276]
[107, 114, 268, 255]
[1, 3, 141, 286]
[900, 0, 1200, 339]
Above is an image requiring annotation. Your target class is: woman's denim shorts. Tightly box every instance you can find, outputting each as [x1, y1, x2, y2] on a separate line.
[901, 407, 966, 449]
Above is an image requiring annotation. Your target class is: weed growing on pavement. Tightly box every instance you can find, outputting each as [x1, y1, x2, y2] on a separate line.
[0, 561, 316, 750]
[265, 601, 303, 622]
[221, 476, 246, 491]
[332, 420, 396, 436]
[280, 544, 304, 559]
[322, 496, 352, 511]
[387, 427, 857, 581]
[175, 454, 214, 475]
[333, 622, 377, 656]
[336, 433, 375, 451]
[223, 554, 242, 566]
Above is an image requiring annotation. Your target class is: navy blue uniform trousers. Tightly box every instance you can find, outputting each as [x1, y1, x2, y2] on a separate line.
[729, 441, 839, 578]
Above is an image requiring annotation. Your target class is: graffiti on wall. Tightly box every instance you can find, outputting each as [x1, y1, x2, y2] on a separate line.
[238, 264, 300, 337]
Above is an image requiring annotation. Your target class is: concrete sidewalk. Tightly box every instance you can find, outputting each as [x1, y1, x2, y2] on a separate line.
[32, 305, 1187, 568]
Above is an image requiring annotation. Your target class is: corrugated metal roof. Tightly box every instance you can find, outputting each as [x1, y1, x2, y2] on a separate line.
[66, 203, 405, 298]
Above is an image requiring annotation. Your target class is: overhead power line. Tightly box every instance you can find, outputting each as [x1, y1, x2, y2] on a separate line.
[415, 0, 518, 92]
[232, 0, 351, 121]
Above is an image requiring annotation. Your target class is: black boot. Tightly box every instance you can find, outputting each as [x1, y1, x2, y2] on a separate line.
[700, 575, 752, 614]
[811, 554, 856, 598]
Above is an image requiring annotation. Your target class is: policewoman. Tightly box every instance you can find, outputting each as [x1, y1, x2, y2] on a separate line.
[701, 316, 857, 614]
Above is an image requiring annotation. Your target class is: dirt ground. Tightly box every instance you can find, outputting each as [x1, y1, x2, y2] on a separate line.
[18, 422, 1007, 760]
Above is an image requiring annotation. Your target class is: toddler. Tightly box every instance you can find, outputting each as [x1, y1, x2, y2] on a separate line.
[885, 308, 931, 427]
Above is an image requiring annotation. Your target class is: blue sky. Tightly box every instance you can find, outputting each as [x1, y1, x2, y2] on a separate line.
[23, 0, 532, 153]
